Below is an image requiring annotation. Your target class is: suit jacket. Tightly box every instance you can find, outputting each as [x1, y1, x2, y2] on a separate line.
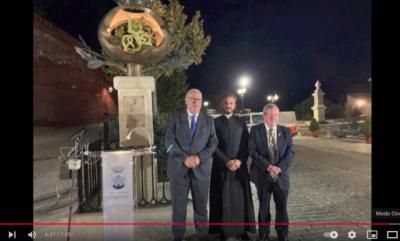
[248, 123, 294, 190]
[165, 109, 219, 180]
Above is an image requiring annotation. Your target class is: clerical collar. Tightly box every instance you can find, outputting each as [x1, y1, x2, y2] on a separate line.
[224, 113, 233, 119]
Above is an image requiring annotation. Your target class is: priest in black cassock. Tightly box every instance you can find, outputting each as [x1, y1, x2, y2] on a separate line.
[209, 93, 256, 241]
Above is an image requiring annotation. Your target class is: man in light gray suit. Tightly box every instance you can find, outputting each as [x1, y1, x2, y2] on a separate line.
[165, 89, 218, 241]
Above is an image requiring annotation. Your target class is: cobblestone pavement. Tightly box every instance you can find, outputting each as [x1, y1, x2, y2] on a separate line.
[253, 143, 371, 241]
[34, 138, 371, 241]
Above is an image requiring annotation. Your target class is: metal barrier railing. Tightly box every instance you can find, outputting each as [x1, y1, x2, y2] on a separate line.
[77, 142, 171, 210]
[62, 134, 170, 212]
[136, 151, 171, 207]
[77, 140, 102, 212]
[156, 152, 170, 205]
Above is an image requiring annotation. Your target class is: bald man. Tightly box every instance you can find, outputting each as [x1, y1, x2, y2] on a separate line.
[165, 89, 218, 241]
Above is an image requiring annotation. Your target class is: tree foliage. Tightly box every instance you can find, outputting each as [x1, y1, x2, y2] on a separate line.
[361, 115, 371, 137]
[294, 96, 345, 120]
[156, 70, 188, 113]
[144, 0, 211, 78]
[325, 98, 345, 119]
[309, 118, 320, 132]
[294, 97, 313, 120]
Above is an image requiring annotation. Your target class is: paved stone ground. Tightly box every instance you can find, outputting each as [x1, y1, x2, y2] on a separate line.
[279, 144, 370, 241]
[34, 136, 371, 241]
[244, 136, 371, 241]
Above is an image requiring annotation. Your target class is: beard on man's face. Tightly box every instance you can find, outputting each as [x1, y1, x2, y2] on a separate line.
[223, 107, 234, 114]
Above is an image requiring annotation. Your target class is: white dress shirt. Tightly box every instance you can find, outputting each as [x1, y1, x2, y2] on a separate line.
[187, 110, 198, 128]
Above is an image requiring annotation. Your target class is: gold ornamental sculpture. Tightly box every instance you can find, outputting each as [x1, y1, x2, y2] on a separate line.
[98, 0, 170, 65]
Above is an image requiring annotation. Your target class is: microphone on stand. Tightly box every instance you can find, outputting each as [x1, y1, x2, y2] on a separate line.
[69, 128, 87, 141]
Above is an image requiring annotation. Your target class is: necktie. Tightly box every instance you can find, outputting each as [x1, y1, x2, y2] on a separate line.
[268, 128, 278, 182]
[190, 115, 197, 138]
[268, 128, 276, 163]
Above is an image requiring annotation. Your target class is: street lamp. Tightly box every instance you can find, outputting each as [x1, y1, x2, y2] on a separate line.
[356, 99, 365, 109]
[267, 93, 279, 103]
[237, 74, 251, 111]
[203, 101, 209, 113]
[239, 75, 250, 88]
[237, 88, 247, 110]
[356, 99, 366, 118]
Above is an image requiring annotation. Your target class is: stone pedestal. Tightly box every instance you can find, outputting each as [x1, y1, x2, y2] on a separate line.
[311, 80, 327, 122]
[113, 76, 157, 203]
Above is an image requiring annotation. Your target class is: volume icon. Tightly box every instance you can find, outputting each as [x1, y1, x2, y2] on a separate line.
[28, 231, 36, 239]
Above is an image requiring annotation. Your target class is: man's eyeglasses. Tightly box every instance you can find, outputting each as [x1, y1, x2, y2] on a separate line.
[187, 97, 203, 102]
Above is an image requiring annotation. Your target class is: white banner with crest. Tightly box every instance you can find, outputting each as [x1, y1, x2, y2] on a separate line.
[102, 150, 135, 241]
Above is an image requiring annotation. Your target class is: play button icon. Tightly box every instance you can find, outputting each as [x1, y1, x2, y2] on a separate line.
[8, 231, 16, 239]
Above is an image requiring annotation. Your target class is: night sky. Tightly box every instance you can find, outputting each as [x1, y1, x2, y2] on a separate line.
[37, 0, 371, 111]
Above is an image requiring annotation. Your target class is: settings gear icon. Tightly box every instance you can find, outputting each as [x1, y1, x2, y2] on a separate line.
[348, 230, 356, 239]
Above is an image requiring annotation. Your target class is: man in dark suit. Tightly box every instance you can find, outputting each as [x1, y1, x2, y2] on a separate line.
[248, 104, 294, 241]
[165, 89, 219, 241]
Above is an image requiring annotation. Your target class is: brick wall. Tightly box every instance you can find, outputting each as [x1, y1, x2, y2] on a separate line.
[33, 15, 117, 126]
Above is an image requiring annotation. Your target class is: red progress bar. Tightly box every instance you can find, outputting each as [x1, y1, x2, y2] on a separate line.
[0, 222, 390, 226]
